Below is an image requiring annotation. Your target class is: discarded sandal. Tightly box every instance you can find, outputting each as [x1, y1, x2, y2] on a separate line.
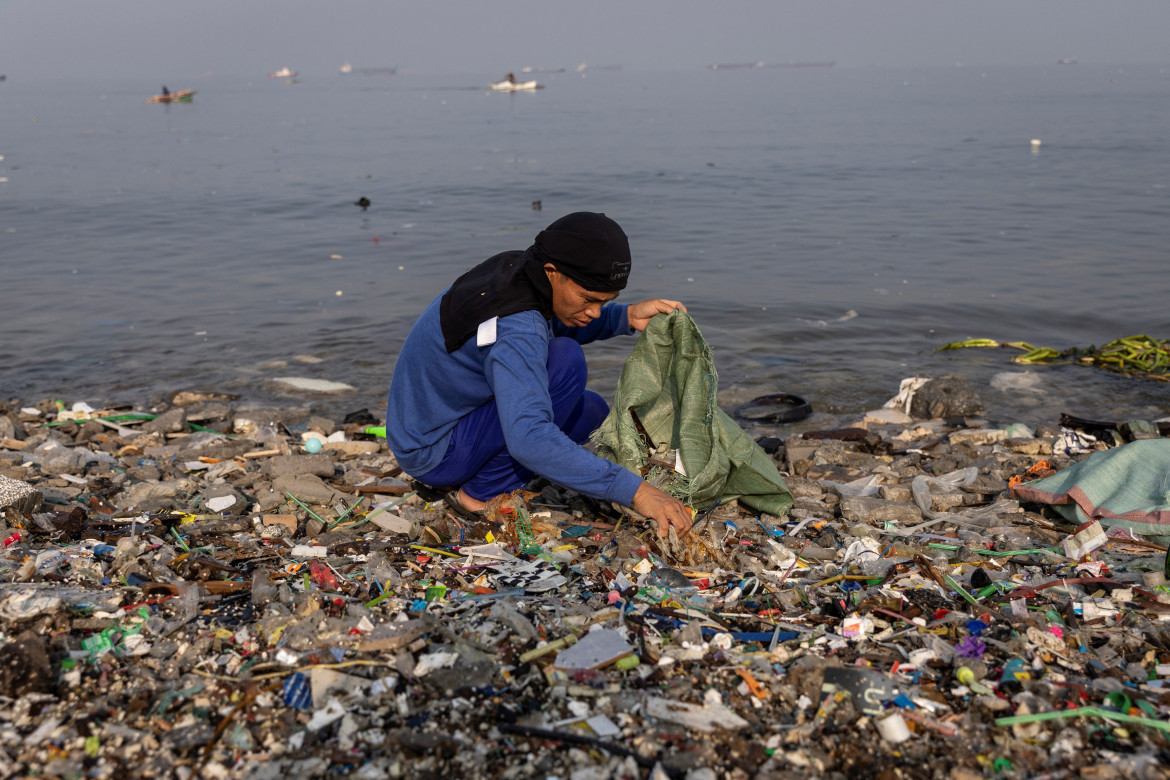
[445, 490, 486, 523]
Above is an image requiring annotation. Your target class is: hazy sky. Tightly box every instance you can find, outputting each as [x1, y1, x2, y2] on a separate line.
[2, 0, 1168, 81]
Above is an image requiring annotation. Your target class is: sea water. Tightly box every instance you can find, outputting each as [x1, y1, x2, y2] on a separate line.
[2, 65, 1168, 428]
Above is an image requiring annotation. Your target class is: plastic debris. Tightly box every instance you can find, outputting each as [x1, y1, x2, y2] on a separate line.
[0, 387, 1169, 778]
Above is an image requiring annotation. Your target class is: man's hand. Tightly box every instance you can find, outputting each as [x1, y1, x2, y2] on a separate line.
[628, 298, 687, 332]
[631, 482, 693, 537]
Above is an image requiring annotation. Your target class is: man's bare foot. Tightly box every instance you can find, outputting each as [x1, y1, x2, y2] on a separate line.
[457, 488, 487, 512]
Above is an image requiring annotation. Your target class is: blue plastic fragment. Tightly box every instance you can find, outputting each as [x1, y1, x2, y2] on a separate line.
[891, 693, 917, 709]
[699, 627, 800, 643]
[966, 619, 988, 636]
[755, 516, 784, 537]
[282, 672, 311, 710]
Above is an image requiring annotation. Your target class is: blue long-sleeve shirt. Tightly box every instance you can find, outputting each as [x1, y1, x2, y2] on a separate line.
[385, 293, 644, 506]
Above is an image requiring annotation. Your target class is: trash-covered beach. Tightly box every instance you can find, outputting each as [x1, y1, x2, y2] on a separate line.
[2, 377, 1169, 779]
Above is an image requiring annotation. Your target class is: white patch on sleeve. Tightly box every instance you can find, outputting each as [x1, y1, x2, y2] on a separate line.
[476, 316, 499, 347]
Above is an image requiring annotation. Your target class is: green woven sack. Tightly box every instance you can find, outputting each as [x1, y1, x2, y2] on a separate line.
[593, 311, 793, 517]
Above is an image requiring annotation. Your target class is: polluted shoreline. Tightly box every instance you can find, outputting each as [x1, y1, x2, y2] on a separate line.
[1, 374, 1169, 779]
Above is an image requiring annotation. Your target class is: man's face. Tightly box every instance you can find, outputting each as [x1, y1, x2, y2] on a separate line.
[544, 265, 619, 328]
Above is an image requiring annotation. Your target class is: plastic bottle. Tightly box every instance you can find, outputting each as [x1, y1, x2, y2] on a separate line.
[645, 566, 698, 594]
[364, 551, 402, 591]
[175, 582, 201, 624]
[252, 567, 278, 605]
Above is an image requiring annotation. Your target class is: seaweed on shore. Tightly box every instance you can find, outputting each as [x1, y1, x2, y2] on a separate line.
[938, 334, 1170, 380]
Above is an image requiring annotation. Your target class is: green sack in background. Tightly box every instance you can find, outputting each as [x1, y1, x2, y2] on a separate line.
[593, 311, 794, 517]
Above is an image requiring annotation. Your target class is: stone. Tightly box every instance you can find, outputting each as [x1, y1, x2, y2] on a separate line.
[0, 415, 23, 441]
[909, 375, 982, 419]
[169, 390, 239, 406]
[838, 496, 923, 525]
[265, 455, 337, 479]
[949, 429, 1006, 446]
[122, 480, 185, 503]
[863, 408, 914, 426]
[143, 407, 188, 434]
[782, 477, 827, 500]
[202, 485, 246, 514]
[272, 474, 343, 505]
[0, 631, 53, 697]
[184, 402, 234, 423]
[1004, 438, 1051, 455]
[307, 416, 337, 435]
[41, 446, 87, 475]
[323, 441, 381, 456]
[878, 484, 913, 503]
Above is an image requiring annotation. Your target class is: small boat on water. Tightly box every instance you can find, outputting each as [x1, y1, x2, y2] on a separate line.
[147, 89, 195, 104]
[340, 63, 396, 75]
[489, 79, 542, 91]
[268, 66, 296, 78]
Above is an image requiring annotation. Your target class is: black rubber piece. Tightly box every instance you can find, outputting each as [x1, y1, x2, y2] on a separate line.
[734, 393, 812, 424]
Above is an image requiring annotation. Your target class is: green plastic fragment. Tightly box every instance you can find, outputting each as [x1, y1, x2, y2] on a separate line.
[81, 629, 117, 657]
[995, 707, 1170, 733]
[170, 527, 190, 552]
[613, 655, 640, 671]
[285, 491, 327, 525]
[975, 584, 1000, 599]
[943, 574, 980, 606]
[514, 506, 542, 554]
[364, 592, 390, 609]
[328, 498, 366, 529]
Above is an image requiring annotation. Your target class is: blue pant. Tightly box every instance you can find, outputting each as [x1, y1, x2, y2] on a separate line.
[416, 337, 609, 502]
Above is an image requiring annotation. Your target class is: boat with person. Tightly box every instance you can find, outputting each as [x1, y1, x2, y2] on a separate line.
[489, 78, 542, 91]
[268, 66, 296, 78]
[147, 89, 195, 104]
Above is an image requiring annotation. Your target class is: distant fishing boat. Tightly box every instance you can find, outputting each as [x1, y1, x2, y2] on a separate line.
[268, 66, 296, 78]
[489, 79, 542, 91]
[147, 89, 195, 104]
[339, 63, 396, 75]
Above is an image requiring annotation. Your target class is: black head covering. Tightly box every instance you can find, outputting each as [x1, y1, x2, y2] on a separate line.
[530, 212, 631, 292]
[438, 212, 631, 353]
